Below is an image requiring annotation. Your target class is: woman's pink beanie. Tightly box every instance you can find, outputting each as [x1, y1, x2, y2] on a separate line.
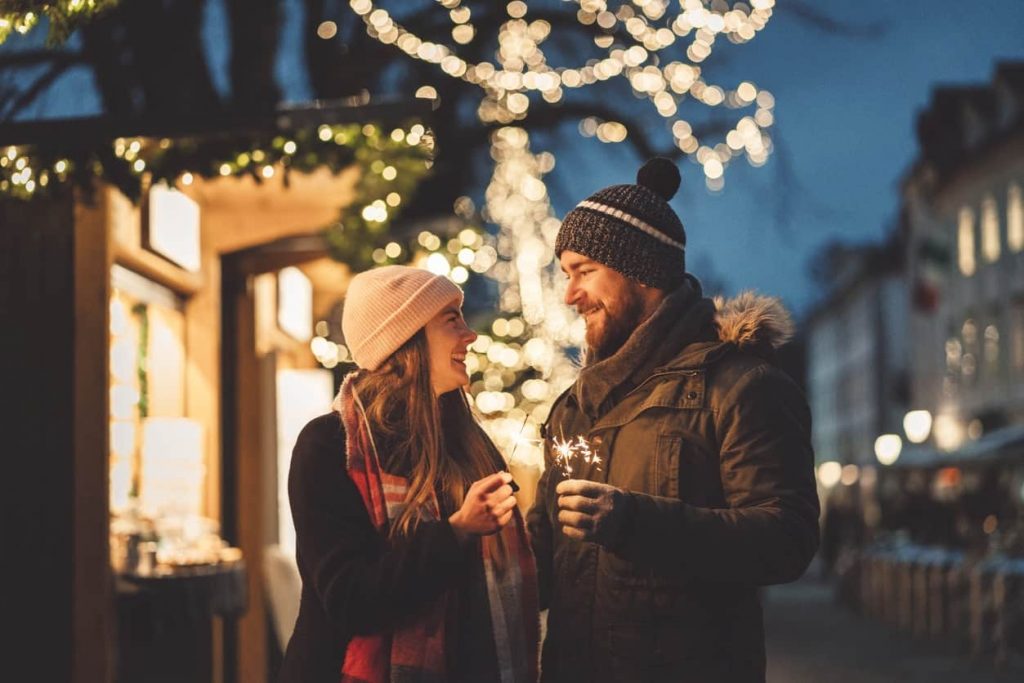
[341, 265, 464, 371]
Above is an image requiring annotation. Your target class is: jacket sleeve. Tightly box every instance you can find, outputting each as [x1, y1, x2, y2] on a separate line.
[525, 454, 556, 610]
[288, 415, 471, 634]
[616, 365, 820, 585]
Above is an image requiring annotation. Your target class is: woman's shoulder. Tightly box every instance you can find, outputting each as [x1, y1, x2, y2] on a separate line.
[288, 411, 364, 522]
[299, 411, 345, 442]
[291, 412, 346, 472]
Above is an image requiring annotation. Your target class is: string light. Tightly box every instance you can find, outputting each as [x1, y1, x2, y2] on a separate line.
[317, 21, 337, 40]
[346, 0, 777, 188]
[0, 121, 432, 265]
[342, 0, 779, 462]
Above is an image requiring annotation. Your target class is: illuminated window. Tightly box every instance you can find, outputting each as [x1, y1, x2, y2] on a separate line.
[961, 318, 977, 384]
[1009, 183, 1024, 253]
[963, 318, 978, 346]
[981, 195, 1000, 262]
[1012, 301, 1024, 373]
[945, 337, 962, 373]
[984, 322, 1000, 378]
[958, 206, 976, 276]
[108, 267, 188, 516]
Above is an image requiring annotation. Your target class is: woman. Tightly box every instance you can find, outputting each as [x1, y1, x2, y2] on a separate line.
[279, 265, 539, 683]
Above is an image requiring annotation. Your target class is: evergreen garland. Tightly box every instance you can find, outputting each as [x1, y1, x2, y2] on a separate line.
[0, 120, 433, 271]
[0, 0, 121, 46]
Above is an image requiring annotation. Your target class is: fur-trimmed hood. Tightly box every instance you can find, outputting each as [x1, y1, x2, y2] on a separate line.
[713, 291, 795, 354]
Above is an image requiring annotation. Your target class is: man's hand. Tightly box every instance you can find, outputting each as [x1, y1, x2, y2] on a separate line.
[556, 479, 632, 547]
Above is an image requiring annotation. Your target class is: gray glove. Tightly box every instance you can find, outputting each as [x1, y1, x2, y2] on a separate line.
[556, 479, 634, 547]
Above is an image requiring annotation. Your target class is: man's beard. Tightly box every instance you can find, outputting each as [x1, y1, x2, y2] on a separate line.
[585, 285, 646, 362]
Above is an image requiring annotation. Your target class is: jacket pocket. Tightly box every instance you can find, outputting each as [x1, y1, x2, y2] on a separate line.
[653, 431, 719, 505]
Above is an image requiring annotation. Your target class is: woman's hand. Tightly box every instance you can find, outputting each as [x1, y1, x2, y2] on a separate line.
[448, 471, 517, 544]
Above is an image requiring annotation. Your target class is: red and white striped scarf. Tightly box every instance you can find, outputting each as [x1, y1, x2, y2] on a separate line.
[335, 374, 539, 683]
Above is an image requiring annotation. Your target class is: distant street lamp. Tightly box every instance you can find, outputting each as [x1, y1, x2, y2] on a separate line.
[840, 464, 860, 486]
[933, 414, 965, 452]
[903, 409, 933, 444]
[874, 434, 903, 466]
[816, 461, 842, 488]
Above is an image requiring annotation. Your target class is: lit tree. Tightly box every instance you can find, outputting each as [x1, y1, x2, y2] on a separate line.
[0, 1, 866, 464]
[340, 0, 788, 463]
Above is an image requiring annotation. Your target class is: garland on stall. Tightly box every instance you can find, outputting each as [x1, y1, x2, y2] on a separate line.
[322, 122, 434, 268]
[129, 301, 147, 500]
[0, 0, 121, 45]
[0, 120, 434, 271]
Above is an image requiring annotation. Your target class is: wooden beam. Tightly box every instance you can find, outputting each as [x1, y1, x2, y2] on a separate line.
[225, 262, 268, 683]
[73, 189, 115, 683]
[113, 243, 204, 296]
[0, 97, 434, 147]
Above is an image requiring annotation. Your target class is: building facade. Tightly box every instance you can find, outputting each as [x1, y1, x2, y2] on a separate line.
[807, 237, 908, 466]
[903, 63, 1024, 451]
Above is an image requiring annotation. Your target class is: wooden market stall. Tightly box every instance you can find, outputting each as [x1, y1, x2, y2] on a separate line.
[2, 99, 430, 683]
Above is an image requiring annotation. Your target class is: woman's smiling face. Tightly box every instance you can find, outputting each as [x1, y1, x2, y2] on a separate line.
[424, 303, 478, 395]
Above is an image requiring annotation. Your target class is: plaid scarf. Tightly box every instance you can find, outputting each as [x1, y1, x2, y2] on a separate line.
[334, 374, 539, 683]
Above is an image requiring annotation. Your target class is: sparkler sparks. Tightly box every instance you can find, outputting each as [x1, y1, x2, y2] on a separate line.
[551, 434, 601, 477]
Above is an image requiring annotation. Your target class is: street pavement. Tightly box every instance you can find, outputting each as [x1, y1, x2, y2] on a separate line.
[763, 578, 1020, 683]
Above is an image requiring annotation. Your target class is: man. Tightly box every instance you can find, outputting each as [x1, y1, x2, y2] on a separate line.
[526, 158, 820, 683]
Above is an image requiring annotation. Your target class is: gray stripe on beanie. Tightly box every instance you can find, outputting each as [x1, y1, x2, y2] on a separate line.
[555, 157, 686, 289]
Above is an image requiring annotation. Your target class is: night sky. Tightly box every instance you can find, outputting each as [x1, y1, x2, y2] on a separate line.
[548, 0, 1024, 315]
[6, 0, 1023, 317]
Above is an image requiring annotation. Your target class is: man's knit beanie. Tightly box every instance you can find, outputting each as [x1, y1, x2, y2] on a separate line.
[342, 265, 463, 371]
[555, 157, 686, 290]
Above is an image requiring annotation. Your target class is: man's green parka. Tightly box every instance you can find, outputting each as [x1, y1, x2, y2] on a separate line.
[527, 281, 820, 683]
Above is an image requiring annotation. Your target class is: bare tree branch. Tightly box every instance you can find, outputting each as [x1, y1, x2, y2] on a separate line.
[521, 98, 735, 160]
[0, 49, 85, 69]
[0, 60, 71, 121]
[784, 1, 884, 38]
[226, 0, 281, 111]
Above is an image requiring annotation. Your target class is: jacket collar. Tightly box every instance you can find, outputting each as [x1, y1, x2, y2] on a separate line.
[571, 283, 796, 418]
[573, 275, 716, 418]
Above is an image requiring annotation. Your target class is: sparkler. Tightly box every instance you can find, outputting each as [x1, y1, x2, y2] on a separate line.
[502, 414, 533, 493]
[507, 414, 530, 464]
[551, 434, 601, 478]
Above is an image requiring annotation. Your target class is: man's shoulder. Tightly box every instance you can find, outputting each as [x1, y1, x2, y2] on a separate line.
[657, 341, 770, 390]
[709, 346, 769, 381]
[705, 348, 801, 407]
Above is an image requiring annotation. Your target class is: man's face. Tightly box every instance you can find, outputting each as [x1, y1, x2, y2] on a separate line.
[560, 250, 647, 361]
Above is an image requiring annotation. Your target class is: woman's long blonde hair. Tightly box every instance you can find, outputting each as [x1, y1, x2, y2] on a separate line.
[350, 329, 506, 540]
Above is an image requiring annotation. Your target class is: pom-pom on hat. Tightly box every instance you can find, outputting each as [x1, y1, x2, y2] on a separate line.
[342, 265, 464, 371]
[555, 157, 686, 289]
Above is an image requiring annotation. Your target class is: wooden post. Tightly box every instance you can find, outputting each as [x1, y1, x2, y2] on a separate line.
[73, 189, 115, 683]
[0, 189, 113, 683]
[221, 253, 268, 683]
